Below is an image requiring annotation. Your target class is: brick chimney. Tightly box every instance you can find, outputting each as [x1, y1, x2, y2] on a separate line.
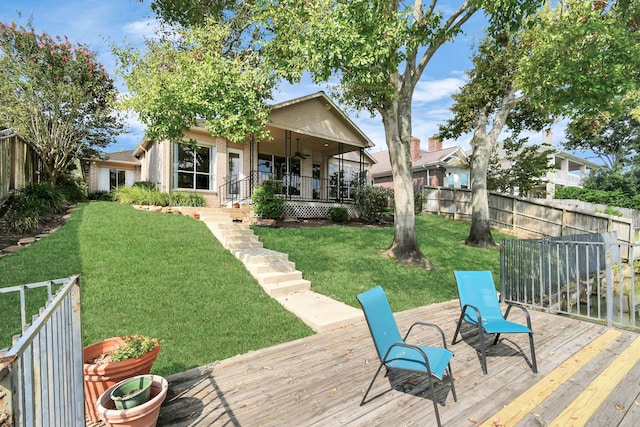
[428, 136, 442, 152]
[410, 137, 421, 161]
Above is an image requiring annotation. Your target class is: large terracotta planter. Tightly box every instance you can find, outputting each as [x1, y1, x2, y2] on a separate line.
[83, 337, 161, 423]
[97, 375, 168, 427]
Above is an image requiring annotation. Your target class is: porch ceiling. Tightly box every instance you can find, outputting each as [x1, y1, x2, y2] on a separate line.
[261, 126, 364, 157]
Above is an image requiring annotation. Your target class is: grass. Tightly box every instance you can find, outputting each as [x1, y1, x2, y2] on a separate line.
[1, 202, 511, 377]
[0, 202, 312, 376]
[252, 214, 510, 312]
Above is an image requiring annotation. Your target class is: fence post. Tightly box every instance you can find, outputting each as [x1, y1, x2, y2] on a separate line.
[605, 246, 614, 327]
[0, 356, 16, 423]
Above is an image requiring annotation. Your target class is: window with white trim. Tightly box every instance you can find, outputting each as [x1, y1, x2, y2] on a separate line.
[173, 143, 216, 190]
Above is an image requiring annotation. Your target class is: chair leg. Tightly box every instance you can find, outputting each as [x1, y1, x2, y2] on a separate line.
[493, 333, 501, 345]
[478, 324, 488, 375]
[360, 362, 386, 406]
[448, 363, 457, 402]
[451, 312, 465, 345]
[427, 375, 442, 427]
[529, 333, 538, 374]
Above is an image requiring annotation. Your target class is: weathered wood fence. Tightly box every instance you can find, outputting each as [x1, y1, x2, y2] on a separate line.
[422, 187, 637, 244]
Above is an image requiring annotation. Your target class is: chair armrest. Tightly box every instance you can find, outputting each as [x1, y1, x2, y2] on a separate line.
[504, 303, 533, 330]
[461, 303, 483, 326]
[382, 342, 433, 374]
[404, 322, 448, 348]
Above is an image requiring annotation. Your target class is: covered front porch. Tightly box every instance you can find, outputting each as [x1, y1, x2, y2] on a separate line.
[218, 92, 375, 213]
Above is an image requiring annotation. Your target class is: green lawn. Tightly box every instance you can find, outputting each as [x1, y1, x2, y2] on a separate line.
[0, 201, 509, 376]
[253, 214, 508, 312]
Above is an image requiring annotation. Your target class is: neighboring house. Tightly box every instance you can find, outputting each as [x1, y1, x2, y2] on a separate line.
[371, 136, 469, 190]
[0, 127, 41, 204]
[128, 91, 376, 212]
[492, 130, 600, 198]
[83, 150, 141, 193]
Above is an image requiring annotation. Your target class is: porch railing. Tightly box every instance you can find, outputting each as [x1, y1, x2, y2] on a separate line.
[0, 276, 84, 426]
[500, 234, 640, 331]
[219, 171, 363, 205]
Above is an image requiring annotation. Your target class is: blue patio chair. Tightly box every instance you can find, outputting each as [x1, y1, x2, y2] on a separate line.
[357, 286, 456, 427]
[452, 271, 537, 375]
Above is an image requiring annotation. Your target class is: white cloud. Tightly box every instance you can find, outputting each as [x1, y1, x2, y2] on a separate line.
[414, 77, 465, 103]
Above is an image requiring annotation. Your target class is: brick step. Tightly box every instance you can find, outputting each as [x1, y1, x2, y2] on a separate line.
[226, 241, 263, 250]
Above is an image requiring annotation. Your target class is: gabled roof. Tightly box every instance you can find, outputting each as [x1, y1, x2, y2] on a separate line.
[371, 146, 467, 177]
[268, 91, 374, 149]
[95, 150, 140, 166]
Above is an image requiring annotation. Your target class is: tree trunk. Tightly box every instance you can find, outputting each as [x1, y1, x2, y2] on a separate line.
[466, 90, 518, 248]
[466, 132, 496, 248]
[381, 98, 428, 267]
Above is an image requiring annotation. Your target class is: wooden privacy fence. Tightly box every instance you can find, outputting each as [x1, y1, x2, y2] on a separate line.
[0, 276, 84, 426]
[422, 186, 637, 244]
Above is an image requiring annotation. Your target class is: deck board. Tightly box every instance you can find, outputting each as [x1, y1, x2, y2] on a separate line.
[153, 300, 639, 427]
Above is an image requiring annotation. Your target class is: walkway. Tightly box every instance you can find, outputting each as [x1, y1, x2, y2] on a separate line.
[157, 300, 640, 426]
[181, 207, 363, 333]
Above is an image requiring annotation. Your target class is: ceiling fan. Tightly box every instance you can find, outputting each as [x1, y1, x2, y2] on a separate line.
[293, 138, 309, 159]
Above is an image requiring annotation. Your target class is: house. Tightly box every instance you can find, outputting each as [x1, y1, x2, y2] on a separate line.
[95, 92, 376, 217]
[0, 127, 41, 204]
[83, 150, 141, 193]
[371, 136, 469, 190]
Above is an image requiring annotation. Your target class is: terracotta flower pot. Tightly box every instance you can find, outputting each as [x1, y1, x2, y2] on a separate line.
[97, 375, 168, 427]
[83, 337, 161, 423]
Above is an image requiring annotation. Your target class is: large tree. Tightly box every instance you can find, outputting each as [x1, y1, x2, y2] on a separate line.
[0, 22, 123, 185]
[139, 0, 541, 265]
[261, 0, 541, 264]
[439, 34, 550, 247]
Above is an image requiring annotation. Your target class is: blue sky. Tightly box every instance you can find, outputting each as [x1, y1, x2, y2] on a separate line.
[1, 1, 562, 155]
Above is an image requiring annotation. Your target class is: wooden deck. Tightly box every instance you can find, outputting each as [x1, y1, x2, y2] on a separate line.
[155, 300, 640, 426]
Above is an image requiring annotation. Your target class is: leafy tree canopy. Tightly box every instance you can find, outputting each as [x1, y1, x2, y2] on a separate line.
[518, 0, 640, 124]
[114, 19, 276, 143]
[0, 21, 123, 185]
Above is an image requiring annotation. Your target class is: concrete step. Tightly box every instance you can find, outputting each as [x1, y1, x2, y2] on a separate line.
[257, 270, 302, 285]
[248, 260, 297, 275]
[226, 241, 264, 250]
[215, 228, 254, 237]
[232, 249, 289, 264]
[261, 279, 311, 296]
[223, 235, 260, 244]
[200, 214, 232, 222]
[274, 290, 364, 333]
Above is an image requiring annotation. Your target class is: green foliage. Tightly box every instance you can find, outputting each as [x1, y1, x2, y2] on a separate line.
[114, 18, 275, 144]
[0, 21, 123, 185]
[88, 191, 114, 201]
[252, 181, 284, 219]
[57, 174, 87, 203]
[0, 183, 67, 233]
[132, 181, 158, 191]
[414, 189, 425, 214]
[327, 207, 349, 223]
[113, 186, 205, 207]
[564, 113, 640, 171]
[554, 186, 640, 210]
[518, 0, 640, 124]
[487, 137, 554, 196]
[111, 335, 159, 362]
[353, 185, 392, 224]
[599, 207, 623, 217]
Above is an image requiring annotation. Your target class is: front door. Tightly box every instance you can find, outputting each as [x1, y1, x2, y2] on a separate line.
[227, 149, 243, 197]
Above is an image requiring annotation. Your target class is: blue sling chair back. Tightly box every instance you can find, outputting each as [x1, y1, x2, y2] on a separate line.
[357, 286, 457, 427]
[452, 271, 537, 375]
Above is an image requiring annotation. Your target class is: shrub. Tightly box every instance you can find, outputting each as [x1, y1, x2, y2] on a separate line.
[252, 180, 284, 219]
[168, 191, 206, 207]
[414, 189, 425, 214]
[87, 191, 114, 201]
[132, 181, 157, 191]
[353, 185, 392, 224]
[57, 174, 87, 202]
[327, 207, 349, 222]
[0, 183, 66, 232]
